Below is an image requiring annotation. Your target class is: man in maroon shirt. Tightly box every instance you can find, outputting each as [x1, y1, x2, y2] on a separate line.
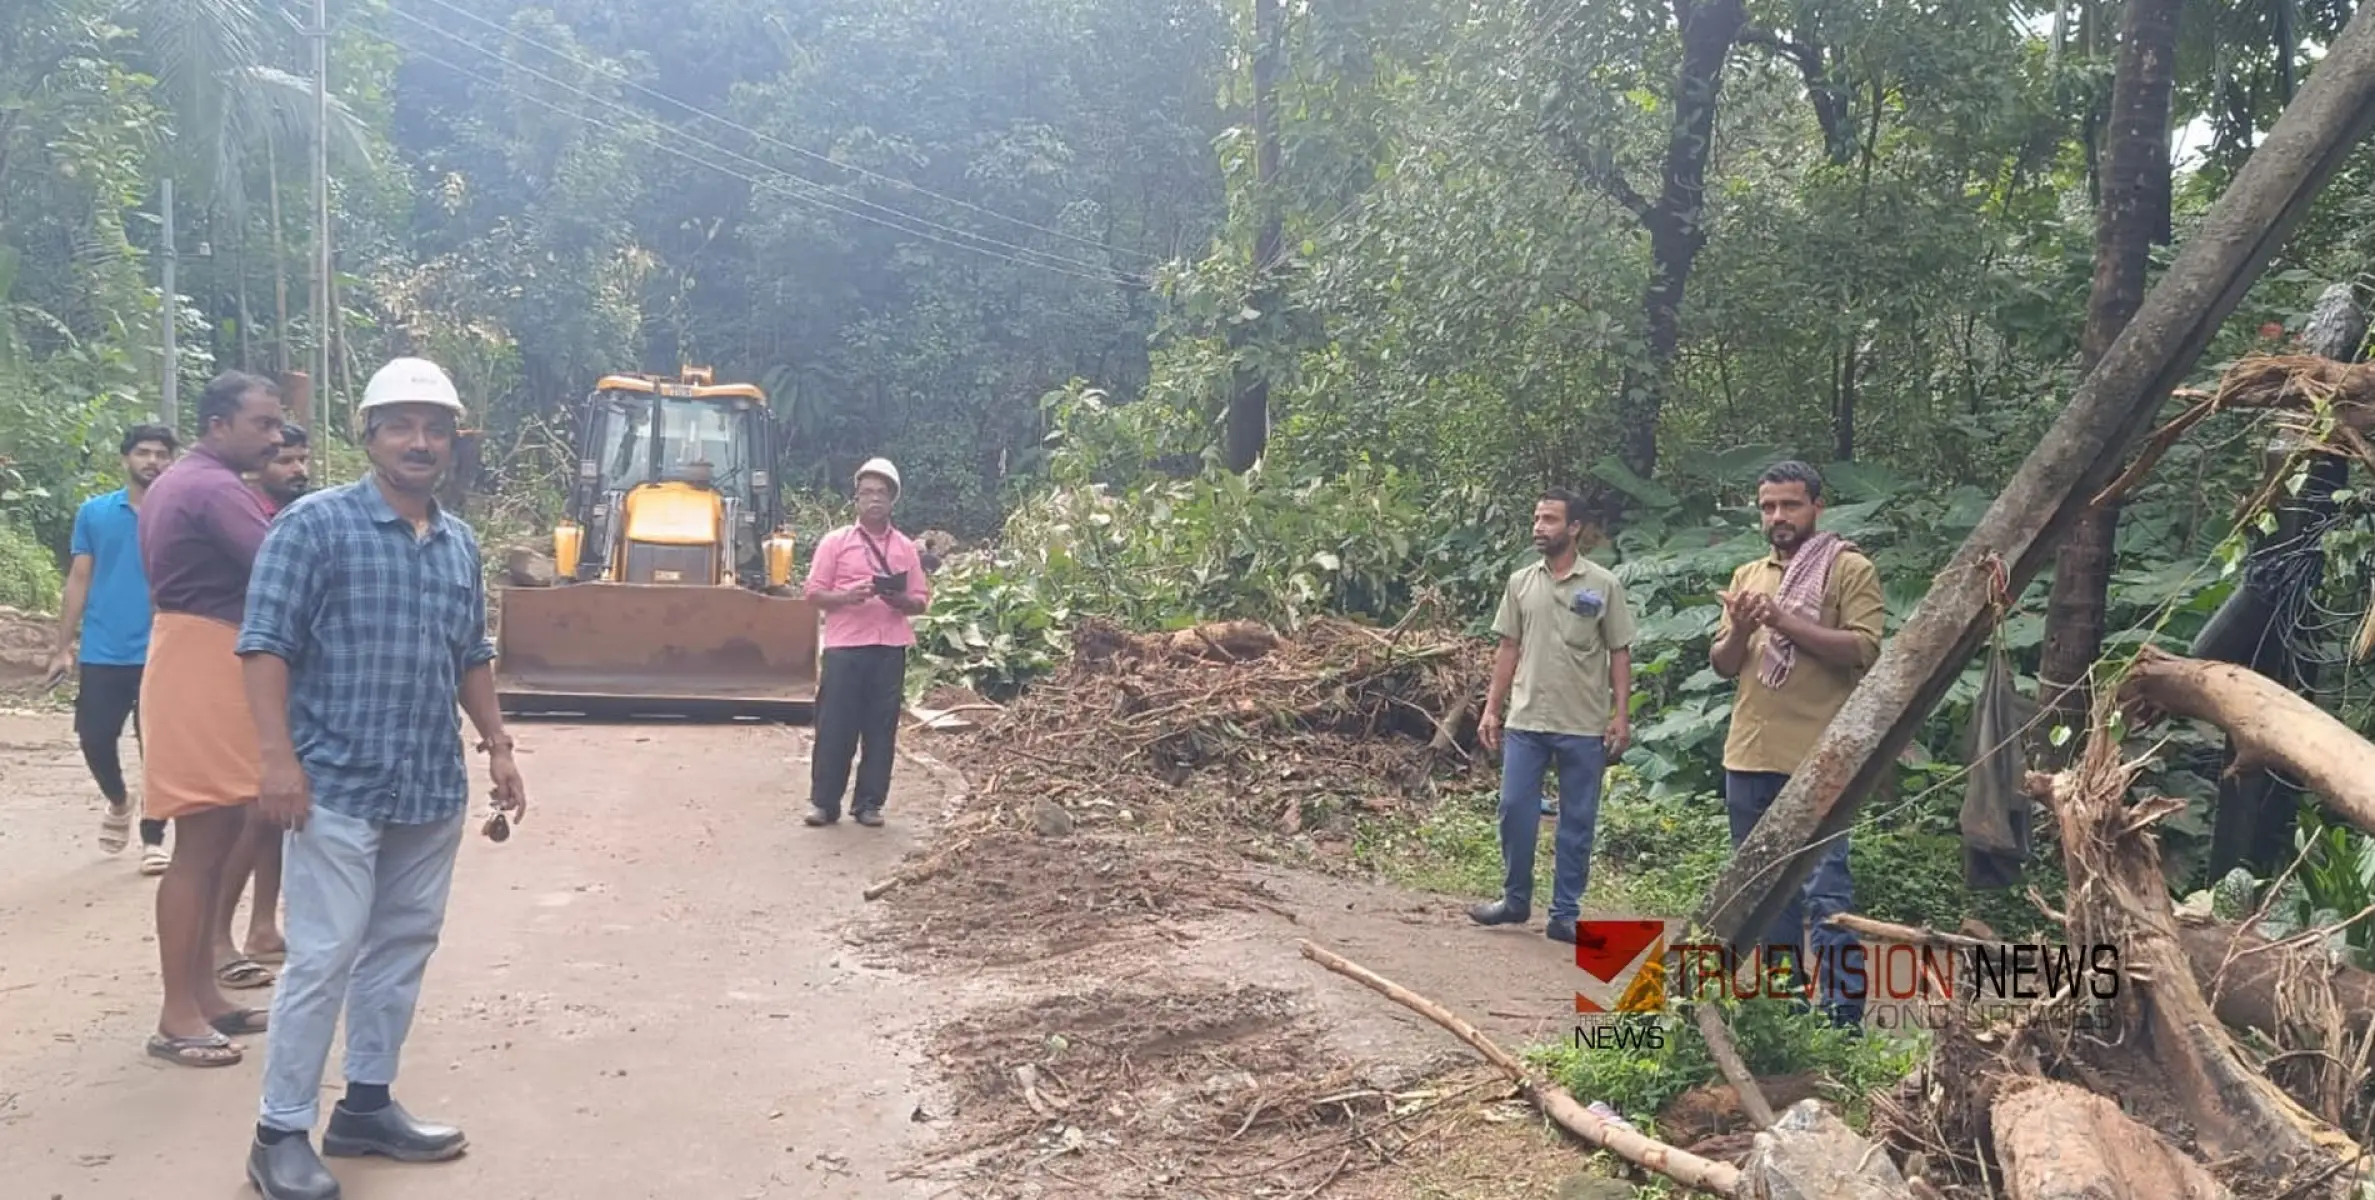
[137, 370, 287, 1067]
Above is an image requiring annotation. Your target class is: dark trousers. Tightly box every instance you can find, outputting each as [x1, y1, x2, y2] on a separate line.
[75, 663, 166, 847]
[809, 645, 907, 817]
[1497, 730, 1607, 923]
[1724, 769, 1863, 1025]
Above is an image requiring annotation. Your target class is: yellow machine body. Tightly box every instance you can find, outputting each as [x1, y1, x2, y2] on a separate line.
[493, 368, 817, 720]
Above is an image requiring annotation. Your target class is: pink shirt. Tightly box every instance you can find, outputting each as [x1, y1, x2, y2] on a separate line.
[803, 523, 929, 649]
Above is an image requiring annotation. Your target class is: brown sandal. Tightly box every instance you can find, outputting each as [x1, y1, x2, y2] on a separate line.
[147, 1031, 243, 1068]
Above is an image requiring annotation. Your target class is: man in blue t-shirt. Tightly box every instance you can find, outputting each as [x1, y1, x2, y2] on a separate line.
[47, 423, 180, 873]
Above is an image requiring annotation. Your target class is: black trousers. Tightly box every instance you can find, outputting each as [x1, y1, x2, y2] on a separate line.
[809, 645, 906, 816]
[75, 663, 166, 846]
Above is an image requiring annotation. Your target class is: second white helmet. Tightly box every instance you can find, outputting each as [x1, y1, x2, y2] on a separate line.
[359, 356, 466, 417]
[855, 456, 901, 496]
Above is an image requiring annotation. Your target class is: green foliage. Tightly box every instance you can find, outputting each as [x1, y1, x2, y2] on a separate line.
[914, 389, 1522, 695]
[0, 522, 64, 611]
[1526, 998, 1926, 1130]
[2213, 810, 2375, 970]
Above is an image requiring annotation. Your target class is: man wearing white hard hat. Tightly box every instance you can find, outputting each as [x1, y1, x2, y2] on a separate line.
[236, 356, 528, 1200]
[801, 456, 929, 827]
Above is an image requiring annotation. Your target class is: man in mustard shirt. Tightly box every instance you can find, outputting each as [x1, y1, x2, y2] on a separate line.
[1712, 461, 1886, 1027]
[1469, 488, 1635, 945]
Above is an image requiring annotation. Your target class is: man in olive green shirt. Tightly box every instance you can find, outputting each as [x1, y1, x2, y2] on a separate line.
[1470, 488, 1635, 944]
[1711, 460, 1886, 1027]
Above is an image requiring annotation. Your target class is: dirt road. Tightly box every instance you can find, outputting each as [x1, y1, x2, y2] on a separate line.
[0, 711, 953, 1199]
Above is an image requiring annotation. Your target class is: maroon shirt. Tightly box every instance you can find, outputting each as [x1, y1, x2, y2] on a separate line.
[140, 443, 271, 625]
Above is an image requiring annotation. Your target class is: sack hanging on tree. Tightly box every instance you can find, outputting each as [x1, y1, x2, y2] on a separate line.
[1960, 635, 2039, 890]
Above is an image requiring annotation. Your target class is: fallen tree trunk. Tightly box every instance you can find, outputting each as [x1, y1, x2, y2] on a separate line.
[2034, 726, 2362, 1195]
[2118, 645, 2375, 834]
[1831, 911, 2375, 1047]
[1992, 1079, 2229, 1200]
[2177, 917, 2375, 1044]
[1694, 1, 2375, 956]
[1298, 940, 1747, 1197]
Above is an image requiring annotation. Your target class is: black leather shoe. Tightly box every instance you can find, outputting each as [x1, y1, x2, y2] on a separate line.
[1467, 899, 1531, 927]
[322, 1100, 467, 1163]
[248, 1132, 340, 1200]
[804, 806, 839, 827]
[1545, 918, 1579, 944]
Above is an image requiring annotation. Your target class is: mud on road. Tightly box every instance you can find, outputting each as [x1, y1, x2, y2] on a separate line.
[0, 710, 952, 1199]
[0, 694, 1600, 1199]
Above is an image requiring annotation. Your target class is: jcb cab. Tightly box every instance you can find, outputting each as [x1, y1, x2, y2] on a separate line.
[491, 369, 819, 720]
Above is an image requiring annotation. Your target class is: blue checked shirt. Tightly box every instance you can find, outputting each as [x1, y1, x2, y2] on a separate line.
[236, 479, 495, 825]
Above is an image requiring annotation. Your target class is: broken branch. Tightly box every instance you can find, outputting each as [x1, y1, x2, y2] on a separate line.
[1298, 939, 1745, 1197]
[1824, 912, 1990, 950]
[2118, 645, 2375, 836]
[1690, 1004, 1776, 1130]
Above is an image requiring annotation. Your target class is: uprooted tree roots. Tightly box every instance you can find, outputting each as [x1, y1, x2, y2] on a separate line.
[1877, 652, 2375, 1200]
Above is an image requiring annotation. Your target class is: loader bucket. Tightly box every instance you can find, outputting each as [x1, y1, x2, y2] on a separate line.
[494, 583, 819, 721]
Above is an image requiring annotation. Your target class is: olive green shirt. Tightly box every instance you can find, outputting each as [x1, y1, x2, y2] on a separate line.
[1491, 557, 1636, 737]
[1716, 549, 1887, 775]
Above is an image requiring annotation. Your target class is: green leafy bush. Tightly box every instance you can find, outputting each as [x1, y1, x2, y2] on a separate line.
[0, 521, 62, 611]
[1526, 996, 1926, 1130]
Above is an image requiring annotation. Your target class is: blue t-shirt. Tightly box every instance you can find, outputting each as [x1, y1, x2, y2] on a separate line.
[69, 489, 153, 665]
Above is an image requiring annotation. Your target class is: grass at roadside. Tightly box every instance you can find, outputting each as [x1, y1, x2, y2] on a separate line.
[1353, 767, 1944, 1139]
[1357, 766, 2056, 938]
[1352, 772, 1731, 920]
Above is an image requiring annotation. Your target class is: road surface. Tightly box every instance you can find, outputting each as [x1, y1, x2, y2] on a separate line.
[0, 712, 950, 1199]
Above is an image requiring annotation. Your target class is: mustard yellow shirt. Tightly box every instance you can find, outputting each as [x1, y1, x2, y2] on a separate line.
[1716, 549, 1886, 774]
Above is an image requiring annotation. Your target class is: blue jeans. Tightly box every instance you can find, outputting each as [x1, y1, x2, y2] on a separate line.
[259, 806, 467, 1132]
[1724, 769, 1864, 1024]
[1498, 730, 1607, 923]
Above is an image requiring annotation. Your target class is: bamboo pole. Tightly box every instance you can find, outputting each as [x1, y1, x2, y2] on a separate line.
[1298, 940, 1745, 1197]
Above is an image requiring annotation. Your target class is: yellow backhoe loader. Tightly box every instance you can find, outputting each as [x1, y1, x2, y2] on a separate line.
[492, 368, 818, 720]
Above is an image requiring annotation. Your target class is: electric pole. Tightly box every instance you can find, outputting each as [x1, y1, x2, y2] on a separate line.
[160, 177, 178, 430]
[312, 0, 332, 428]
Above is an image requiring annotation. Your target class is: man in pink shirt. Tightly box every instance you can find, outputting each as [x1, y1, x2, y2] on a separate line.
[801, 458, 929, 827]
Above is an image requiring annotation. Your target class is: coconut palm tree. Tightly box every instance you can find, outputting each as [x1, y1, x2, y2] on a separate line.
[123, 0, 376, 371]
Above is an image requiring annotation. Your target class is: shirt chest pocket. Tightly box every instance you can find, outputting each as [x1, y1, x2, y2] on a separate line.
[427, 579, 473, 639]
[1551, 585, 1605, 653]
[419, 555, 477, 645]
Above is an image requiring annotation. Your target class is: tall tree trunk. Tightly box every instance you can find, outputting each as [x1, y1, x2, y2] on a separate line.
[1224, 0, 1284, 474]
[267, 134, 290, 376]
[2037, 0, 2180, 763]
[1562, 0, 1748, 518]
[236, 207, 254, 371]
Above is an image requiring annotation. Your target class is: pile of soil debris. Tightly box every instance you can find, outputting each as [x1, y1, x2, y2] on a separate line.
[903, 976, 1533, 1198]
[867, 612, 1543, 1195]
[874, 611, 1489, 965]
[964, 612, 1492, 847]
[0, 605, 53, 684]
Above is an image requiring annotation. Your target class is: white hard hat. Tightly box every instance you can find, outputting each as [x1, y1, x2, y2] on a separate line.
[855, 457, 901, 495]
[359, 356, 466, 417]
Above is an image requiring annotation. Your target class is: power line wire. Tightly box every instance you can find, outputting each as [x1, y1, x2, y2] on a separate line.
[402, 0, 1158, 264]
[385, 3, 1137, 281]
[384, 23, 1149, 288]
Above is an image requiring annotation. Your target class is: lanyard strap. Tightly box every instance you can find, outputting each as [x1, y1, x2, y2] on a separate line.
[854, 526, 895, 576]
